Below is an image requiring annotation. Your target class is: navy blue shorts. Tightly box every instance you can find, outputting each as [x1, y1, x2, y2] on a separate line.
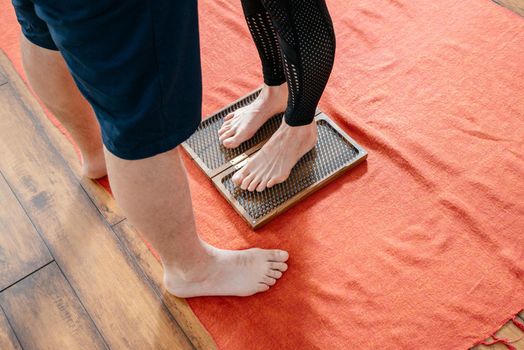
[12, 0, 202, 160]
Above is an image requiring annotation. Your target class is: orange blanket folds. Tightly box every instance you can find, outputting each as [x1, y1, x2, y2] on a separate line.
[1, 0, 523, 348]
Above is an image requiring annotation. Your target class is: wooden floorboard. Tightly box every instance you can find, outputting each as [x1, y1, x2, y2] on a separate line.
[493, 0, 524, 17]
[0, 306, 21, 350]
[473, 314, 524, 349]
[0, 262, 108, 349]
[0, 61, 193, 349]
[0, 53, 124, 226]
[113, 219, 218, 350]
[0, 171, 53, 291]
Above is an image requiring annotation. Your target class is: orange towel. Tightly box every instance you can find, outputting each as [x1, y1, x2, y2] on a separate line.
[1, 0, 523, 348]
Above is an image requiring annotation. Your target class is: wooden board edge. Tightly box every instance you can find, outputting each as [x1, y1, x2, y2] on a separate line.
[0, 262, 108, 350]
[214, 151, 368, 230]
[212, 115, 368, 229]
[254, 153, 367, 229]
[315, 113, 368, 159]
[212, 169, 257, 229]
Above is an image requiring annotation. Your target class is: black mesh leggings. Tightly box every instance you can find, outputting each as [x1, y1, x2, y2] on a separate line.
[241, 0, 336, 126]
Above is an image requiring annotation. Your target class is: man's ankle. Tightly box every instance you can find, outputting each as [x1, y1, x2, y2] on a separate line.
[163, 249, 216, 283]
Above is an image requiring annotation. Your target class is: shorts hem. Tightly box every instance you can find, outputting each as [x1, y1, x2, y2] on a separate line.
[103, 122, 200, 160]
[22, 32, 59, 51]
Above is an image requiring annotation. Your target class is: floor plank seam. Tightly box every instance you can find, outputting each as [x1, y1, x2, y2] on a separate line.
[78, 178, 125, 227]
[0, 133, 110, 349]
[109, 216, 126, 229]
[109, 221, 197, 350]
[77, 180, 122, 228]
[0, 304, 24, 350]
[52, 262, 111, 350]
[0, 168, 57, 282]
[80, 181, 108, 219]
[0, 260, 55, 294]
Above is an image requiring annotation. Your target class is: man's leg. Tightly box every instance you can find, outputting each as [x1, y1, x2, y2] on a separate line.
[21, 35, 289, 298]
[21, 36, 106, 179]
[15, 0, 289, 298]
[105, 147, 288, 297]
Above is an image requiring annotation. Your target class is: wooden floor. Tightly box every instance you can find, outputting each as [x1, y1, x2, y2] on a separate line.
[0, 1, 523, 345]
[0, 53, 217, 349]
[493, 0, 524, 17]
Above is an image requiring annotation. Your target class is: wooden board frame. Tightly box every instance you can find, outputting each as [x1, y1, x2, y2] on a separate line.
[182, 88, 368, 229]
[213, 113, 367, 229]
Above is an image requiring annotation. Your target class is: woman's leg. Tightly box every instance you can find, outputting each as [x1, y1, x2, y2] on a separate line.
[232, 0, 336, 191]
[241, 0, 286, 86]
[16, 0, 289, 298]
[218, 0, 289, 148]
[264, 0, 336, 126]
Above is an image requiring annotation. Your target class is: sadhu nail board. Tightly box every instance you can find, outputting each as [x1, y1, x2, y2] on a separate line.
[182, 87, 367, 229]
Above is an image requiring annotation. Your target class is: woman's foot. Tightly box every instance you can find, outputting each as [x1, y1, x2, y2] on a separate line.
[218, 83, 288, 148]
[232, 120, 317, 192]
[164, 243, 289, 298]
[81, 150, 107, 179]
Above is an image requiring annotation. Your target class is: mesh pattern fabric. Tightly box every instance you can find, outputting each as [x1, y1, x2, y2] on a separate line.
[268, 0, 336, 126]
[241, 0, 286, 86]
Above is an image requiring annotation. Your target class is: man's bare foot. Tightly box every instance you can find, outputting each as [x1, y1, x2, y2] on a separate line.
[218, 83, 288, 148]
[82, 150, 107, 179]
[232, 120, 317, 192]
[164, 243, 289, 298]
